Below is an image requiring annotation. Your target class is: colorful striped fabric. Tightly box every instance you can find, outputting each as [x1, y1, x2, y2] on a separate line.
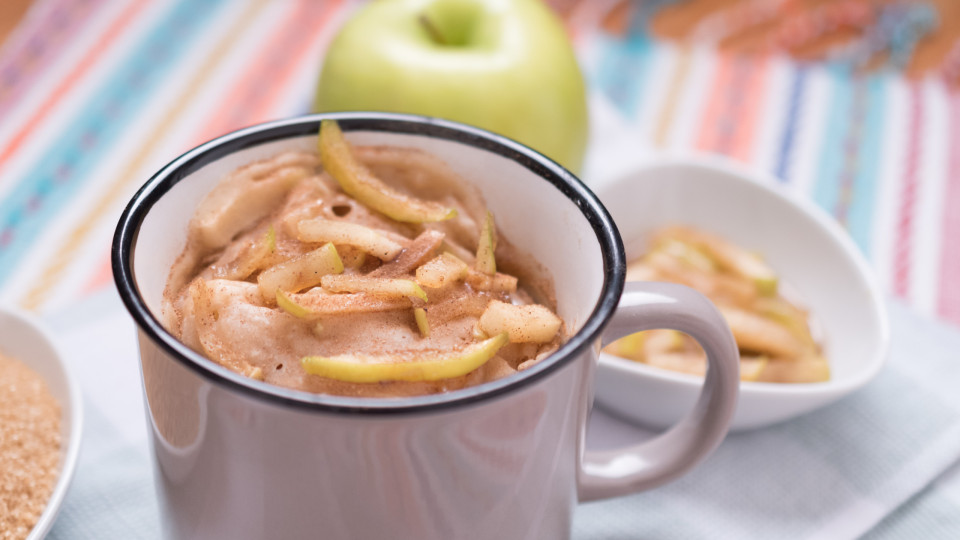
[0, 0, 958, 332]
[0, 0, 351, 312]
[588, 31, 960, 327]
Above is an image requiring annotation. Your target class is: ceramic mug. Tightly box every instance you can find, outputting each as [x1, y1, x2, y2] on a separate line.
[113, 113, 740, 540]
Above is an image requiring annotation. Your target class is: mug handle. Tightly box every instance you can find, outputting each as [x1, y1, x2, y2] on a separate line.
[578, 282, 740, 502]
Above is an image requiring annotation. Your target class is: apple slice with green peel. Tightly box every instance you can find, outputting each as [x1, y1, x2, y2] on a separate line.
[258, 242, 343, 300]
[718, 305, 810, 358]
[321, 274, 428, 302]
[277, 288, 413, 320]
[297, 217, 404, 261]
[371, 230, 446, 278]
[479, 300, 561, 344]
[337, 245, 368, 269]
[300, 332, 509, 383]
[653, 238, 716, 273]
[264, 225, 277, 252]
[475, 210, 497, 275]
[414, 307, 430, 337]
[749, 273, 778, 297]
[739, 356, 769, 382]
[215, 225, 277, 280]
[661, 226, 778, 296]
[292, 289, 411, 315]
[472, 323, 487, 340]
[440, 240, 476, 267]
[466, 269, 517, 293]
[642, 250, 758, 307]
[276, 289, 318, 319]
[757, 297, 817, 348]
[318, 120, 457, 223]
[419, 292, 490, 326]
[416, 252, 468, 289]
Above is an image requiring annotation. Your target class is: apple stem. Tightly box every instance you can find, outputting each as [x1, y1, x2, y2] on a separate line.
[418, 14, 448, 46]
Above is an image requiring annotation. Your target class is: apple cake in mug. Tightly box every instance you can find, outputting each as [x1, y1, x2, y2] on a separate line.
[162, 120, 566, 397]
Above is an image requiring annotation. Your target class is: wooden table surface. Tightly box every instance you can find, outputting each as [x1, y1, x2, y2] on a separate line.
[0, 0, 33, 46]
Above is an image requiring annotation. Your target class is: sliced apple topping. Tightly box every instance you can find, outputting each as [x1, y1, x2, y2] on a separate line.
[291, 289, 411, 315]
[717, 305, 811, 359]
[300, 333, 509, 383]
[478, 300, 561, 344]
[440, 240, 475, 266]
[420, 293, 490, 326]
[749, 271, 778, 297]
[609, 225, 825, 384]
[370, 230, 445, 278]
[170, 138, 568, 394]
[475, 210, 497, 275]
[318, 120, 457, 223]
[466, 269, 518, 293]
[258, 242, 343, 300]
[739, 356, 769, 382]
[264, 225, 277, 252]
[756, 297, 817, 348]
[654, 238, 715, 273]
[658, 226, 778, 296]
[472, 323, 487, 340]
[416, 253, 468, 289]
[414, 307, 430, 338]
[337, 245, 368, 269]
[297, 217, 404, 261]
[276, 289, 318, 319]
[320, 274, 427, 302]
[214, 225, 277, 280]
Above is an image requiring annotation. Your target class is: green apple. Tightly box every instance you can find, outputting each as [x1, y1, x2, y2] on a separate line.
[314, 0, 589, 173]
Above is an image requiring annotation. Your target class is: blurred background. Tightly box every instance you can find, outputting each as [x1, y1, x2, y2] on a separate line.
[4, 3, 960, 539]
[0, 0, 957, 328]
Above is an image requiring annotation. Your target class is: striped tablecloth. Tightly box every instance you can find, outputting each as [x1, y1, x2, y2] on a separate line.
[2, 0, 960, 538]
[2, 0, 958, 326]
[581, 21, 960, 330]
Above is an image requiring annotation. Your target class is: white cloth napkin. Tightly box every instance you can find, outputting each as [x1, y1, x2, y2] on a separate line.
[41, 289, 960, 539]
[574, 298, 960, 539]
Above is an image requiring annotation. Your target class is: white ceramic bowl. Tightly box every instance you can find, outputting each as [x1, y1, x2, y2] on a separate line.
[0, 306, 83, 538]
[593, 154, 889, 431]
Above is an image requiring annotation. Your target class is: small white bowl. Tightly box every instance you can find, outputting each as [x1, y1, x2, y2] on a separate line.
[593, 154, 889, 431]
[0, 306, 83, 538]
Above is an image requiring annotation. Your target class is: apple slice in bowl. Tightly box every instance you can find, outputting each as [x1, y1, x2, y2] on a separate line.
[593, 155, 888, 431]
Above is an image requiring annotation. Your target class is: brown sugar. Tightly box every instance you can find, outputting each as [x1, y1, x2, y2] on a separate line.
[0, 353, 61, 540]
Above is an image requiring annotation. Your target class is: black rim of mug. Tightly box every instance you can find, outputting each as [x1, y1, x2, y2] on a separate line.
[112, 112, 626, 415]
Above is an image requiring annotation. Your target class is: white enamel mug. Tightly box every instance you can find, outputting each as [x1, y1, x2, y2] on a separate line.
[112, 113, 740, 540]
